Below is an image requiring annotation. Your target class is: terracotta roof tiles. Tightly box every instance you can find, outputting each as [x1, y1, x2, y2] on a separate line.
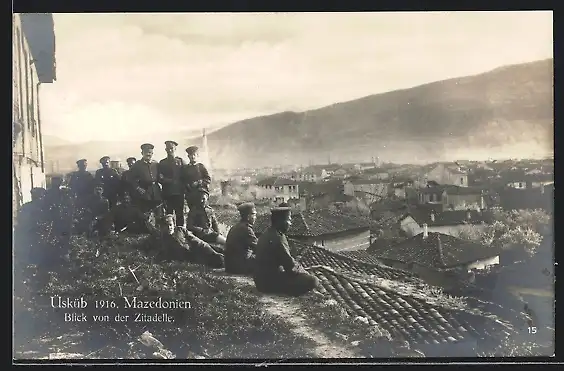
[309, 266, 513, 345]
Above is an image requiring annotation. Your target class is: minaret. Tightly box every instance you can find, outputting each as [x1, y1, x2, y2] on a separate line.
[201, 128, 212, 175]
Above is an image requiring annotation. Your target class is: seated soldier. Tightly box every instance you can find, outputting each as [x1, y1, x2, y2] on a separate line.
[161, 214, 224, 268]
[186, 189, 226, 247]
[85, 185, 112, 237]
[253, 203, 319, 297]
[111, 193, 158, 235]
[224, 202, 258, 275]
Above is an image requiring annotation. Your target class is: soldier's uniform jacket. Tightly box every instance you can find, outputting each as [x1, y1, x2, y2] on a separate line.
[180, 162, 211, 194]
[186, 205, 220, 240]
[224, 221, 258, 268]
[128, 160, 162, 201]
[94, 168, 121, 198]
[120, 169, 134, 198]
[87, 195, 110, 218]
[158, 156, 185, 196]
[254, 226, 302, 283]
[111, 202, 157, 234]
[67, 170, 95, 199]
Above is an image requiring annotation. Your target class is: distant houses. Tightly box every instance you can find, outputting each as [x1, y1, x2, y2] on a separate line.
[398, 209, 494, 237]
[256, 176, 300, 203]
[417, 185, 486, 210]
[424, 163, 469, 187]
[343, 177, 389, 198]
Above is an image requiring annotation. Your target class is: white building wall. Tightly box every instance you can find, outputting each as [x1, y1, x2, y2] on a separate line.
[315, 230, 371, 252]
[13, 14, 46, 207]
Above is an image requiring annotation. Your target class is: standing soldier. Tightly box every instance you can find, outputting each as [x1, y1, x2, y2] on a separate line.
[158, 141, 186, 228]
[120, 157, 137, 201]
[94, 156, 120, 210]
[128, 143, 163, 226]
[181, 146, 211, 208]
[67, 159, 95, 208]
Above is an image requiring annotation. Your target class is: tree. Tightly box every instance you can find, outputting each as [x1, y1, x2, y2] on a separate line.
[456, 208, 550, 257]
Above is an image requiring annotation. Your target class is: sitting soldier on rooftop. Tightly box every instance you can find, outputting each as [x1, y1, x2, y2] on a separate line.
[253, 203, 320, 297]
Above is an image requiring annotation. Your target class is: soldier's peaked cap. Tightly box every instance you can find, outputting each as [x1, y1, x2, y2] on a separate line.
[186, 146, 199, 154]
[238, 202, 256, 215]
[126, 157, 137, 162]
[76, 159, 87, 164]
[141, 143, 154, 150]
[99, 156, 110, 163]
[271, 202, 291, 214]
[165, 140, 178, 147]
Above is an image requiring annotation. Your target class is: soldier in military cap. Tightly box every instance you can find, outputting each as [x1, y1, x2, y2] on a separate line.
[160, 214, 224, 268]
[84, 185, 112, 237]
[67, 159, 95, 208]
[186, 188, 226, 248]
[158, 141, 186, 228]
[180, 146, 211, 208]
[120, 157, 137, 202]
[224, 202, 258, 275]
[128, 143, 163, 223]
[94, 156, 121, 210]
[253, 203, 319, 296]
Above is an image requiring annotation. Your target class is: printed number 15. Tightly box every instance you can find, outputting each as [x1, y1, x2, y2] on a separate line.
[528, 326, 537, 334]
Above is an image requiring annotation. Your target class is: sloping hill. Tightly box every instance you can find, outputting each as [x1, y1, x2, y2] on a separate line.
[200, 58, 553, 168]
[44, 59, 553, 170]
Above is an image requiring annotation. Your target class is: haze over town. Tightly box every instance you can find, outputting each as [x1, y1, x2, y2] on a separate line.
[41, 11, 553, 158]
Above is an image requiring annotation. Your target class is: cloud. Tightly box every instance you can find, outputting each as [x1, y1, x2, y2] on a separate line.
[40, 11, 553, 143]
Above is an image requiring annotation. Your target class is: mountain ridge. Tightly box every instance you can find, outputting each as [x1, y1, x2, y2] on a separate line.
[44, 58, 553, 172]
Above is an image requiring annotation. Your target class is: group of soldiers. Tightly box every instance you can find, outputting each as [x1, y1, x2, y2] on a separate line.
[16, 141, 320, 297]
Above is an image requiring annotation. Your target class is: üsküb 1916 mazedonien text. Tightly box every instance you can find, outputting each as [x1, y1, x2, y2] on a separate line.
[49, 296, 191, 310]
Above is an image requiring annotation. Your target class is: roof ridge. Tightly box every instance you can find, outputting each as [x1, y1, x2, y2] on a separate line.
[297, 212, 311, 236]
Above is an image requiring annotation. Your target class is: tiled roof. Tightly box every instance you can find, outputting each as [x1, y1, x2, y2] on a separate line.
[367, 237, 408, 253]
[419, 185, 483, 196]
[295, 244, 420, 283]
[347, 178, 389, 185]
[254, 209, 370, 238]
[405, 209, 494, 227]
[256, 176, 299, 186]
[370, 232, 502, 269]
[298, 181, 343, 197]
[335, 250, 385, 266]
[309, 266, 513, 345]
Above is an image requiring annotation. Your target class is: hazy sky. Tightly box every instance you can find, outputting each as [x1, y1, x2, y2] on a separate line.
[40, 11, 553, 143]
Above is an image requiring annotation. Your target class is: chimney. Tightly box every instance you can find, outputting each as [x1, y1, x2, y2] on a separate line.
[480, 194, 485, 210]
[220, 181, 229, 196]
[540, 183, 545, 194]
[422, 223, 428, 238]
[466, 209, 472, 220]
[436, 234, 445, 264]
[299, 197, 307, 212]
[430, 211, 435, 222]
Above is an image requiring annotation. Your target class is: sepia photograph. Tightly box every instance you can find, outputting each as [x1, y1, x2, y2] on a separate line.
[13, 11, 554, 361]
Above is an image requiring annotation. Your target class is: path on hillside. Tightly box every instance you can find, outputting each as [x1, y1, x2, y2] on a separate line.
[224, 275, 359, 358]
